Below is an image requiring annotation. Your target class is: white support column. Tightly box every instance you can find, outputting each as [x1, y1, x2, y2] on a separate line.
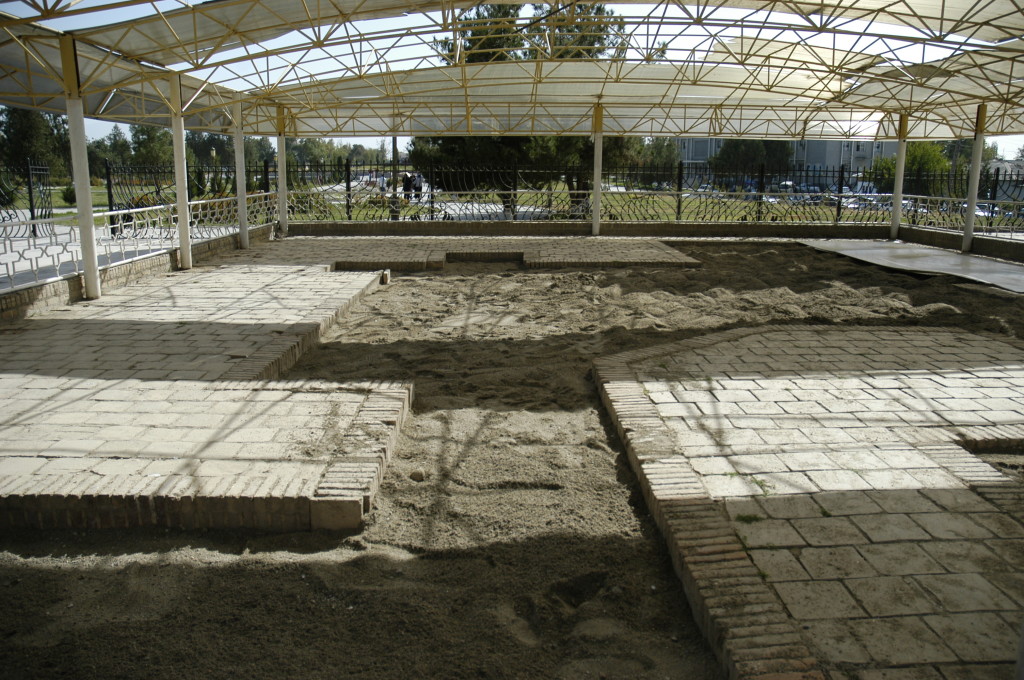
[233, 101, 249, 249]
[169, 74, 192, 269]
[890, 113, 908, 240]
[61, 37, 100, 299]
[591, 103, 603, 236]
[962, 103, 987, 253]
[277, 107, 288, 238]
[67, 99, 101, 298]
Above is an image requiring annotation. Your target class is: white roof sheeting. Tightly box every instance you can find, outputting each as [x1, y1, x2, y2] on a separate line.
[0, 1, 1020, 139]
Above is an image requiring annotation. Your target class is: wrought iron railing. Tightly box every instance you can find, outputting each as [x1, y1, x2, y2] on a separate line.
[0, 162, 54, 235]
[900, 195, 1024, 239]
[0, 194, 273, 291]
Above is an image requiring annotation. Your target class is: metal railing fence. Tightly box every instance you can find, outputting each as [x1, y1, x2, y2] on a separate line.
[1, 194, 274, 291]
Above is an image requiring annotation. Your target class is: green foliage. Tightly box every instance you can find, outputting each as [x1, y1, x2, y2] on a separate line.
[0, 182, 15, 208]
[0, 107, 68, 174]
[867, 141, 953, 196]
[87, 124, 134, 175]
[525, 4, 625, 60]
[130, 124, 174, 166]
[244, 136, 275, 164]
[413, 3, 636, 196]
[61, 184, 75, 205]
[709, 139, 791, 173]
[436, 4, 524, 63]
[941, 139, 999, 166]
[189, 164, 206, 199]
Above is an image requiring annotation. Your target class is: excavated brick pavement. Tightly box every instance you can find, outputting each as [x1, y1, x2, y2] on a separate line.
[0, 260, 411, 530]
[4, 236, 1023, 678]
[0, 236, 696, 532]
[595, 325, 1024, 679]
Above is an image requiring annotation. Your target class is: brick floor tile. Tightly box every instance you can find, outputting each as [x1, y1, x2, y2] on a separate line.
[859, 469, 926, 491]
[921, 541, 1011, 574]
[857, 543, 946, 576]
[915, 573, 1018, 612]
[922, 613, 1019, 662]
[774, 580, 864, 620]
[729, 454, 789, 473]
[806, 469, 873, 492]
[920, 488, 998, 513]
[734, 519, 808, 548]
[909, 512, 994, 540]
[968, 513, 1024, 538]
[757, 494, 823, 519]
[791, 517, 870, 545]
[814, 490, 884, 516]
[846, 576, 940, 616]
[986, 539, 1024, 566]
[937, 664, 1018, 680]
[856, 668, 944, 680]
[801, 620, 872, 663]
[702, 474, 765, 498]
[987, 573, 1024, 607]
[799, 546, 877, 579]
[848, 616, 957, 664]
[749, 549, 810, 582]
[851, 513, 933, 542]
[756, 471, 820, 495]
[866, 489, 943, 513]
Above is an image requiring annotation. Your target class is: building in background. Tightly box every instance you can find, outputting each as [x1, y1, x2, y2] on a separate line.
[675, 138, 901, 171]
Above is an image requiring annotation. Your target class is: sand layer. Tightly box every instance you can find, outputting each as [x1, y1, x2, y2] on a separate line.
[3, 242, 1023, 679]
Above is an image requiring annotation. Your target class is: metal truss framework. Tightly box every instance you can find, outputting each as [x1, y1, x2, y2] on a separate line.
[0, 1, 1022, 140]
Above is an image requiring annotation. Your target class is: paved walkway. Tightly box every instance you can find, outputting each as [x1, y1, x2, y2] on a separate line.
[211, 234, 701, 270]
[0, 260, 411, 530]
[0, 236, 696, 532]
[596, 326, 1024, 679]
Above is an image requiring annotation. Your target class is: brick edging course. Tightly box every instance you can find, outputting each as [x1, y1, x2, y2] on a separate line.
[594, 328, 827, 680]
[311, 381, 413, 529]
[594, 324, 1024, 679]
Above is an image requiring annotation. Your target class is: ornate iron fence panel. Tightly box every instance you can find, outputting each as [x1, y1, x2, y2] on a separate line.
[0, 162, 54, 237]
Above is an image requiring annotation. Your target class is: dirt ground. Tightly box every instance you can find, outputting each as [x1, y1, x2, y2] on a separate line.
[2, 242, 1023, 679]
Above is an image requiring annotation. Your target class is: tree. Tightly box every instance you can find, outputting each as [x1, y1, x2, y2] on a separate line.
[87, 125, 133, 175]
[130, 124, 173, 166]
[1015, 145, 1024, 161]
[293, 138, 337, 165]
[640, 138, 678, 167]
[868, 141, 951, 195]
[941, 139, 998, 172]
[0, 106, 68, 175]
[523, 3, 625, 60]
[412, 3, 631, 214]
[185, 130, 231, 166]
[244, 136, 275, 164]
[708, 139, 792, 174]
[107, 126, 132, 166]
[436, 4, 524, 63]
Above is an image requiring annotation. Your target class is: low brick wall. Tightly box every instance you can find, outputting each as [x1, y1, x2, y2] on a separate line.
[290, 220, 891, 239]
[1, 226, 271, 322]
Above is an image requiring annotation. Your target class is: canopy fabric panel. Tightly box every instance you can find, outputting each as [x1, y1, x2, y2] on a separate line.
[0, 1, 1020, 139]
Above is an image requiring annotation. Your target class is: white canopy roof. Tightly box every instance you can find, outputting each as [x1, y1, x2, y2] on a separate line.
[0, 0, 1021, 139]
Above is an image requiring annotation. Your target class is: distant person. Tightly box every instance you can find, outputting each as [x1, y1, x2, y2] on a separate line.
[378, 173, 386, 194]
[413, 172, 423, 201]
[402, 172, 413, 201]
